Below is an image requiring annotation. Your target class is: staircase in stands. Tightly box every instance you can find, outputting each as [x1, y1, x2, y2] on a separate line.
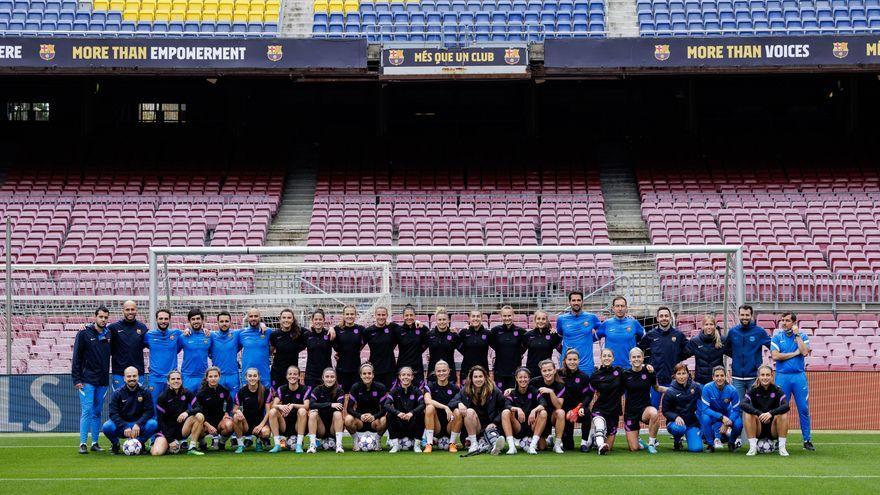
[604, 0, 640, 37]
[600, 163, 661, 312]
[281, 0, 314, 36]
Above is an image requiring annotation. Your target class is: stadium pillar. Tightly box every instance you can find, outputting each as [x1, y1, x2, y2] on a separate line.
[734, 247, 744, 309]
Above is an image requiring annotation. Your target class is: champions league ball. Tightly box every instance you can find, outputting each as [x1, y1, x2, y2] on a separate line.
[287, 436, 298, 450]
[322, 437, 336, 451]
[519, 437, 531, 450]
[437, 437, 450, 451]
[122, 439, 142, 456]
[757, 439, 774, 454]
[399, 437, 414, 450]
[357, 433, 379, 452]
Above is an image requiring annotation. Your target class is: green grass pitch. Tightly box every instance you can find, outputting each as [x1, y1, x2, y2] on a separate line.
[0, 433, 877, 494]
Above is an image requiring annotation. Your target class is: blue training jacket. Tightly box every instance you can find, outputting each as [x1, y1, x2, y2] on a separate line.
[724, 321, 771, 379]
[700, 382, 741, 421]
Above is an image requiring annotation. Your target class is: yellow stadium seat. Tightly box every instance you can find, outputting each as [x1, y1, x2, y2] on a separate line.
[249, 4, 263, 13]
[390, 0, 404, 3]
[157, 0, 171, 8]
[232, 12, 248, 22]
[154, 11, 169, 20]
[108, 0, 124, 10]
[170, 7, 185, 19]
[327, 0, 343, 12]
[312, 0, 328, 12]
[93, 0, 110, 10]
[122, 10, 138, 21]
[263, 10, 278, 21]
[201, 11, 217, 21]
[265, 0, 279, 9]
[247, 11, 262, 21]
[218, 3, 232, 14]
[185, 9, 201, 20]
[233, 3, 248, 13]
[202, 0, 218, 12]
[141, 0, 157, 11]
[140, 4, 156, 14]
[218, 0, 233, 8]
[217, 11, 232, 21]
[250, 0, 265, 7]
[404, 0, 419, 3]
[124, 0, 139, 10]
[138, 11, 154, 21]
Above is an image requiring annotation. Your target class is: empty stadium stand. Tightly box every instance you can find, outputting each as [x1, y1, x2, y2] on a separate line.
[311, 0, 607, 42]
[637, 0, 880, 36]
[0, 0, 280, 36]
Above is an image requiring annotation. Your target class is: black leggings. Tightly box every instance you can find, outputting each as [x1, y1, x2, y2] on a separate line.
[387, 412, 425, 440]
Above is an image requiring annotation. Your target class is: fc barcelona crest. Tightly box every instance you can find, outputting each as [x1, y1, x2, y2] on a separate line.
[267, 45, 283, 62]
[387, 49, 404, 66]
[654, 44, 670, 62]
[39, 44, 55, 61]
[832, 42, 849, 59]
[504, 48, 521, 65]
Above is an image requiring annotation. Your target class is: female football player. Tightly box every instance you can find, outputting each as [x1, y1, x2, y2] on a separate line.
[303, 309, 334, 387]
[423, 360, 462, 452]
[622, 348, 666, 453]
[151, 370, 205, 456]
[683, 315, 726, 385]
[500, 367, 545, 454]
[523, 310, 561, 377]
[268, 365, 310, 453]
[345, 362, 388, 450]
[333, 305, 365, 392]
[191, 366, 234, 450]
[384, 366, 426, 453]
[458, 310, 490, 381]
[269, 309, 304, 389]
[307, 367, 345, 453]
[700, 365, 743, 453]
[662, 363, 704, 452]
[232, 368, 271, 453]
[489, 305, 525, 390]
[741, 364, 790, 456]
[529, 359, 566, 453]
[452, 365, 508, 455]
[425, 307, 460, 384]
[558, 349, 593, 452]
[585, 348, 624, 455]
[395, 305, 428, 387]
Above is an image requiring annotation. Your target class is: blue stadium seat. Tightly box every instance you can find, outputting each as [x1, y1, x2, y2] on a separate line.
[72, 20, 87, 31]
[362, 12, 376, 24]
[374, 2, 389, 13]
[31, 0, 47, 11]
[492, 11, 506, 23]
[460, 11, 474, 24]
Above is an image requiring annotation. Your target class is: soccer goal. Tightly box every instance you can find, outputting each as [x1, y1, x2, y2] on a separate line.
[146, 245, 745, 330]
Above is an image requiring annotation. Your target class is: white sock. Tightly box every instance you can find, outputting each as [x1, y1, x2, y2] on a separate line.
[215, 435, 223, 444]
[778, 437, 787, 449]
[424, 429, 434, 444]
[450, 432, 460, 444]
[352, 432, 359, 445]
[296, 435, 303, 447]
[335, 432, 343, 445]
[506, 436, 515, 447]
[389, 438, 399, 448]
[467, 435, 477, 446]
[275, 435, 283, 445]
[649, 436, 656, 446]
[530, 435, 540, 449]
[308, 434, 316, 445]
[748, 438, 757, 449]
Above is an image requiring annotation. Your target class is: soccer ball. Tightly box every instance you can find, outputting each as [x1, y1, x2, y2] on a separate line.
[357, 433, 379, 452]
[287, 436, 298, 450]
[322, 437, 336, 451]
[437, 437, 450, 451]
[756, 439, 774, 454]
[122, 439, 142, 456]
[399, 437, 413, 450]
[168, 441, 180, 454]
[519, 437, 531, 450]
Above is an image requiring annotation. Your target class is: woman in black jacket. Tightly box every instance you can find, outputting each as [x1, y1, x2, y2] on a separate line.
[742, 364, 791, 456]
[150, 370, 205, 456]
[453, 365, 508, 455]
[683, 315, 726, 384]
[383, 366, 425, 453]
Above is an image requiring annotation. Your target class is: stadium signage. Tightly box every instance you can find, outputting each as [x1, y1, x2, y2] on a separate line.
[381, 47, 528, 76]
[545, 35, 880, 71]
[0, 37, 366, 71]
[0, 375, 79, 432]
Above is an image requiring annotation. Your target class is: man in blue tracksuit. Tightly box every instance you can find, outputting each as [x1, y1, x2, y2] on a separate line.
[771, 312, 814, 451]
[102, 366, 158, 454]
[210, 311, 242, 396]
[238, 309, 272, 387]
[108, 300, 148, 391]
[142, 309, 181, 406]
[700, 365, 742, 452]
[639, 306, 687, 407]
[556, 291, 601, 376]
[596, 296, 645, 369]
[179, 308, 211, 392]
[724, 305, 771, 400]
[72, 306, 112, 454]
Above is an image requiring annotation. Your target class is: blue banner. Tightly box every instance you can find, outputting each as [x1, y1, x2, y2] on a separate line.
[545, 35, 880, 70]
[0, 374, 102, 432]
[0, 37, 366, 70]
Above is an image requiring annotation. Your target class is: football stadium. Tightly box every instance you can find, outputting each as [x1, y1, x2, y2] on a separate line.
[1, 1, 880, 493]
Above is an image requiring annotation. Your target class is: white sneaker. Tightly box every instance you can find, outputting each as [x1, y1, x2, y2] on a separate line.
[506, 444, 517, 455]
[553, 442, 564, 454]
[713, 438, 723, 450]
[778, 447, 789, 457]
[413, 442, 422, 453]
[490, 437, 504, 455]
[468, 445, 480, 454]
[526, 445, 538, 455]
[307, 445, 317, 454]
[746, 447, 757, 456]
[389, 443, 400, 453]
[336, 445, 344, 454]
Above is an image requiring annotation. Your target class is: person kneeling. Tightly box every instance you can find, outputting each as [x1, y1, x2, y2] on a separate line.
[741, 365, 791, 457]
[384, 367, 426, 453]
[102, 367, 158, 455]
[151, 370, 205, 455]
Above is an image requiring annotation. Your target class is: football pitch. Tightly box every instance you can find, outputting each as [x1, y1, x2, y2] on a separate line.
[0, 433, 877, 494]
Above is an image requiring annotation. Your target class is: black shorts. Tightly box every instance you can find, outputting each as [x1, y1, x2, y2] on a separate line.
[624, 407, 650, 432]
[158, 423, 185, 442]
[337, 371, 359, 393]
[280, 412, 301, 436]
[317, 409, 337, 431]
[374, 372, 395, 390]
[352, 410, 384, 432]
[759, 421, 775, 440]
[514, 420, 534, 440]
[494, 375, 515, 391]
[204, 412, 225, 429]
[592, 410, 620, 436]
[243, 411, 265, 431]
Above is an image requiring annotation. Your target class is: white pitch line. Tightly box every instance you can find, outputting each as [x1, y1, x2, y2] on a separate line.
[1, 474, 879, 482]
[1, 442, 880, 449]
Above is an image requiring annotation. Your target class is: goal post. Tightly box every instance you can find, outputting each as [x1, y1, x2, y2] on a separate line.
[148, 245, 745, 330]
